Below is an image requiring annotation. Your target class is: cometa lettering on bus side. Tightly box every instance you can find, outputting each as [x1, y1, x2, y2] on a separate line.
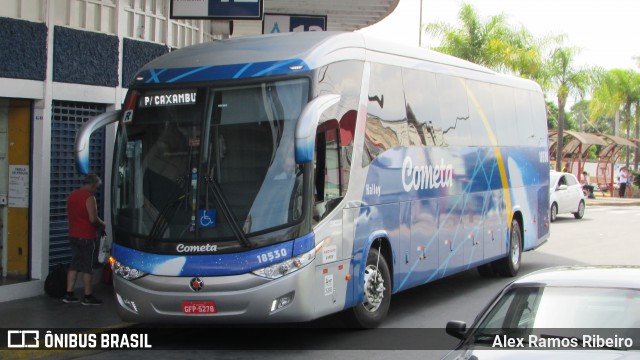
[401, 157, 454, 192]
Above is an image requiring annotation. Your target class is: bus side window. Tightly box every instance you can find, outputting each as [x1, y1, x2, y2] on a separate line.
[436, 74, 471, 146]
[466, 80, 495, 147]
[514, 89, 535, 147]
[363, 63, 407, 166]
[491, 85, 518, 147]
[314, 120, 341, 221]
[402, 68, 442, 146]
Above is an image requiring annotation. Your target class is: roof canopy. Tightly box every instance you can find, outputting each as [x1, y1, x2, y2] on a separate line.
[232, 0, 400, 35]
[597, 134, 637, 147]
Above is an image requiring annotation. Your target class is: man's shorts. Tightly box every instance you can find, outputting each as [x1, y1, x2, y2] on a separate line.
[69, 238, 98, 274]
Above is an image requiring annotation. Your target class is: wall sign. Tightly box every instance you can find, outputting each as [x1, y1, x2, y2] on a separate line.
[171, 0, 263, 20]
[263, 14, 327, 34]
[9, 165, 29, 208]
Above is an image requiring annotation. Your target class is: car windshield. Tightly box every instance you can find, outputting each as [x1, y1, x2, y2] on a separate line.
[475, 286, 640, 340]
[550, 172, 559, 186]
[113, 79, 309, 244]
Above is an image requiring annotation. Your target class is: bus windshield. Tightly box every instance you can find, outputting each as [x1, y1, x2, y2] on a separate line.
[113, 79, 309, 246]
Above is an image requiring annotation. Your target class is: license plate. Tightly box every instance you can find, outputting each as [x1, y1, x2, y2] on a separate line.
[182, 301, 216, 314]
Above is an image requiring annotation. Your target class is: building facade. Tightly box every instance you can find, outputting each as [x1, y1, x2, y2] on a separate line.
[0, 0, 397, 301]
[0, 0, 232, 301]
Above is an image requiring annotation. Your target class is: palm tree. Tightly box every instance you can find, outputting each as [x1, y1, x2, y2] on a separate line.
[424, 3, 542, 76]
[590, 69, 640, 167]
[542, 47, 591, 171]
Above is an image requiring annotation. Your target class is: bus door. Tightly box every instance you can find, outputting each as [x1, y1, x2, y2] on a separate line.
[311, 119, 351, 318]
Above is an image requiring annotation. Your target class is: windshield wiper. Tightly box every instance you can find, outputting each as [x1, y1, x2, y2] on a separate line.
[147, 192, 187, 248]
[204, 176, 252, 248]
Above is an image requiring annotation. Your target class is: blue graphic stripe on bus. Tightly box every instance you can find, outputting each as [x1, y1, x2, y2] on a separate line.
[166, 66, 214, 83]
[137, 59, 310, 84]
[347, 145, 548, 304]
[292, 232, 315, 257]
[233, 63, 253, 79]
[112, 239, 307, 277]
[146, 68, 168, 83]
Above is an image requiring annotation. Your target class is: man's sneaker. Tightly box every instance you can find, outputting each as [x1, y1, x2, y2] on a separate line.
[62, 293, 79, 304]
[81, 295, 103, 306]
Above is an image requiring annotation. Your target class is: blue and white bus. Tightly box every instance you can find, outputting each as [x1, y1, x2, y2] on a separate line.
[75, 31, 550, 327]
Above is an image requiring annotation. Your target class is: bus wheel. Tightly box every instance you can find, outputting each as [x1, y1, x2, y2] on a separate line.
[495, 219, 522, 277]
[343, 248, 391, 328]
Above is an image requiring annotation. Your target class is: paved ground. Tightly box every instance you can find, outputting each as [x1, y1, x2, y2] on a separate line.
[0, 199, 639, 359]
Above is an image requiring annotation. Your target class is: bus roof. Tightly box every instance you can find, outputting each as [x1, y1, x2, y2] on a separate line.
[134, 31, 540, 92]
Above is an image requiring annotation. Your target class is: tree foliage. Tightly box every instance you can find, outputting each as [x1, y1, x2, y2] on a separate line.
[424, 3, 639, 168]
[590, 68, 640, 167]
[541, 46, 593, 170]
[424, 3, 543, 77]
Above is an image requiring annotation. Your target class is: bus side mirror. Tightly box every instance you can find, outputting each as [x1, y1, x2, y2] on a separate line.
[74, 110, 120, 175]
[294, 94, 340, 164]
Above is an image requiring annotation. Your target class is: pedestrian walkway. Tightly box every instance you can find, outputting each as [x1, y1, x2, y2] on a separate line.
[1, 281, 125, 329]
[586, 195, 640, 207]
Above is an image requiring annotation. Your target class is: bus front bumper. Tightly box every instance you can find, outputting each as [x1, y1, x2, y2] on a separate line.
[112, 260, 317, 323]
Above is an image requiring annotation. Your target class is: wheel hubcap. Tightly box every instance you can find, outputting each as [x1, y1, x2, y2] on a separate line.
[551, 205, 557, 220]
[362, 265, 385, 312]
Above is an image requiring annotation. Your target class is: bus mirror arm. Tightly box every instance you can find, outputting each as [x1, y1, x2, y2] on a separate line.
[74, 110, 120, 175]
[294, 94, 340, 164]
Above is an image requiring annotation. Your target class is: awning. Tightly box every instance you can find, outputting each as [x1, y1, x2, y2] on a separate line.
[232, 0, 400, 35]
[563, 130, 608, 146]
[597, 134, 638, 148]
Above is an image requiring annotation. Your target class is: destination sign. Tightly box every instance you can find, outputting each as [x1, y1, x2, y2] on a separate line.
[140, 91, 197, 107]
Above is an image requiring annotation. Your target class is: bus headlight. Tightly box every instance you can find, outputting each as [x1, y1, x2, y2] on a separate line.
[252, 247, 315, 279]
[113, 260, 147, 280]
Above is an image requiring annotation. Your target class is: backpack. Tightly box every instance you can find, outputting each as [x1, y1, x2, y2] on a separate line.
[102, 262, 112, 285]
[44, 265, 67, 298]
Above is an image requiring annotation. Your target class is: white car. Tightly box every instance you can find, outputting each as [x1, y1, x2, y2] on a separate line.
[549, 171, 586, 222]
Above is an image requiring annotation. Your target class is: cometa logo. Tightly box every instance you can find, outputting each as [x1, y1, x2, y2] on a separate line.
[401, 157, 454, 192]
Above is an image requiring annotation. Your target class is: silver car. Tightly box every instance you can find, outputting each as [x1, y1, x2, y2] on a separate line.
[443, 266, 640, 359]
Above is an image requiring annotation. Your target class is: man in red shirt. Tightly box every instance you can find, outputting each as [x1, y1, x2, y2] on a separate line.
[64, 174, 106, 305]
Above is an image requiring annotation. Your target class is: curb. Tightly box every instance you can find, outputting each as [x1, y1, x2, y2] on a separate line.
[586, 200, 640, 207]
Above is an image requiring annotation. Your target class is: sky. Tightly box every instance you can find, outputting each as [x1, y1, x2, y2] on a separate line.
[359, 0, 640, 71]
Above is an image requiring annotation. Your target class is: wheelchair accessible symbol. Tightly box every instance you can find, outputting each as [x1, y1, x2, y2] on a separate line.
[198, 209, 217, 228]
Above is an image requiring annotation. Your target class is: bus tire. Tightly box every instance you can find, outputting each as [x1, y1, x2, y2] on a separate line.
[495, 219, 522, 277]
[343, 248, 391, 328]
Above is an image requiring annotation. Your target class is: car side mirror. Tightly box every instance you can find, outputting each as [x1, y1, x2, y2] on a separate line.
[557, 185, 568, 191]
[446, 320, 467, 340]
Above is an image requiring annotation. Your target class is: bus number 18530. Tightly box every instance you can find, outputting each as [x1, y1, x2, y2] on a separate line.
[257, 249, 288, 264]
